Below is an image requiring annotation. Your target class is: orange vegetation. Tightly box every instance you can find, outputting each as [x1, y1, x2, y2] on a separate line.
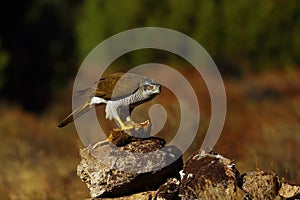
[0, 69, 299, 199]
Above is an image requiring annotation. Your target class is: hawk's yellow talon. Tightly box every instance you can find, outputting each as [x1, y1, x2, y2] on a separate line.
[122, 125, 134, 131]
[116, 116, 134, 131]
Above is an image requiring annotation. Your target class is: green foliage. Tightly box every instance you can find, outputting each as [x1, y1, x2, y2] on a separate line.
[76, 0, 106, 61]
[0, 40, 8, 90]
[1, 0, 300, 110]
[75, 0, 300, 72]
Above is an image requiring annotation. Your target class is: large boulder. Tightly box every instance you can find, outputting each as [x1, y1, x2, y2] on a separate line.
[77, 130, 183, 198]
[179, 150, 240, 199]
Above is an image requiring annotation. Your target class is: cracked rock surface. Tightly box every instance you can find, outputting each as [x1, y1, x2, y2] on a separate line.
[78, 130, 300, 200]
[77, 132, 183, 198]
[178, 150, 240, 199]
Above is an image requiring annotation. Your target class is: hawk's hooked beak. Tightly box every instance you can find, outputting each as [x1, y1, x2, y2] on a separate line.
[152, 83, 160, 94]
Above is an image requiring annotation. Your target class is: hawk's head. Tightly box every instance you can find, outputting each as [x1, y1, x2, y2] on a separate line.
[140, 81, 160, 98]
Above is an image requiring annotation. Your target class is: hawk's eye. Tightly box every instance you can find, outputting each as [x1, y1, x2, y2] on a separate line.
[143, 84, 154, 91]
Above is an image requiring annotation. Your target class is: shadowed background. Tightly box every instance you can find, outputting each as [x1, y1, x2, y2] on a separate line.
[0, 0, 300, 199]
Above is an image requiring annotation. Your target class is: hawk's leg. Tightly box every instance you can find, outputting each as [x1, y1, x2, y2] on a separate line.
[115, 116, 134, 131]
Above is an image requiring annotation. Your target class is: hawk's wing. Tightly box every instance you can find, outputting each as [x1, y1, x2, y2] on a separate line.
[78, 72, 152, 100]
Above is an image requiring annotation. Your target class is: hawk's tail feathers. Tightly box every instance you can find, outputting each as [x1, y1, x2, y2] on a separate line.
[57, 99, 92, 128]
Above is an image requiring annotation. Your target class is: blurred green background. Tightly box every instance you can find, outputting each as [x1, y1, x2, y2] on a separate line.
[0, 0, 300, 199]
[1, 0, 300, 111]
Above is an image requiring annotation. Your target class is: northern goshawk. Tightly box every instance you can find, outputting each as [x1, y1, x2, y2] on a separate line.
[58, 72, 160, 130]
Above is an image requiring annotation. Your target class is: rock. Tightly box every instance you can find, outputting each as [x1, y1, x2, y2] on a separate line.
[240, 171, 280, 200]
[87, 178, 180, 200]
[77, 133, 183, 198]
[86, 191, 156, 200]
[155, 178, 180, 200]
[178, 150, 240, 199]
[278, 182, 300, 199]
[77, 133, 300, 200]
[107, 129, 135, 147]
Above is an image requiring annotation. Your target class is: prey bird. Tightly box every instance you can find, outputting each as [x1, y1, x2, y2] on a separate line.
[58, 72, 160, 130]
